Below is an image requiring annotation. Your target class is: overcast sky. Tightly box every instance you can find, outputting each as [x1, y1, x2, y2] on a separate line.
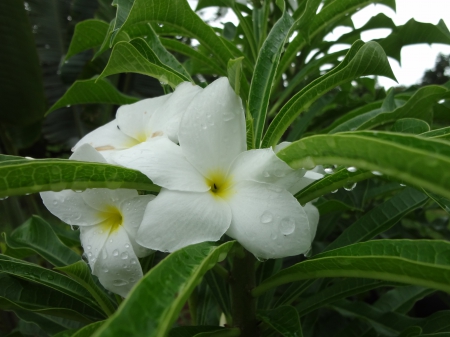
[188, 0, 450, 89]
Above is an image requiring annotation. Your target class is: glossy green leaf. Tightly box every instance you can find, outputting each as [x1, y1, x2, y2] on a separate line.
[296, 279, 394, 317]
[258, 306, 303, 337]
[391, 118, 430, 134]
[329, 86, 446, 133]
[66, 20, 110, 60]
[0, 156, 159, 199]
[424, 190, 450, 214]
[2, 216, 79, 267]
[324, 188, 428, 252]
[204, 270, 231, 319]
[111, 0, 134, 42]
[398, 326, 422, 337]
[46, 78, 139, 115]
[0, 274, 102, 323]
[0, 254, 104, 315]
[93, 241, 234, 337]
[249, 6, 294, 148]
[56, 261, 116, 317]
[168, 326, 227, 337]
[277, 0, 396, 82]
[295, 167, 373, 205]
[14, 310, 83, 335]
[71, 321, 105, 337]
[373, 286, 433, 314]
[98, 40, 188, 88]
[421, 126, 450, 141]
[227, 57, 244, 97]
[277, 131, 450, 200]
[114, 0, 234, 68]
[262, 41, 396, 147]
[252, 240, 450, 297]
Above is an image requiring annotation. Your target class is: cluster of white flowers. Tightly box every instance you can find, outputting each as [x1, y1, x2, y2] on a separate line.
[41, 78, 321, 297]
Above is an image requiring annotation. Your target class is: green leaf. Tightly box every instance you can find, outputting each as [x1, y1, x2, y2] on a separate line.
[391, 118, 430, 134]
[277, 131, 450, 200]
[252, 240, 450, 297]
[0, 156, 159, 198]
[111, 0, 134, 43]
[204, 270, 231, 319]
[295, 279, 394, 317]
[324, 188, 428, 252]
[249, 7, 295, 148]
[168, 326, 227, 337]
[295, 167, 373, 205]
[227, 57, 244, 97]
[98, 40, 188, 88]
[0, 0, 46, 127]
[424, 190, 450, 214]
[262, 40, 396, 147]
[0, 255, 104, 315]
[257, 306, 303, 337]
[378, 19, 450, 62]
[0, 274, 102, 323]
[66, 20, 110, 60]
[420, 126, 450, 141]
[398, 326, 422, 337]
[46, 78, 139, 115]
[14, 310, 84, 335]
[2, 216, 80, 267]
[56, 261, 116, 318]
[93, 241, 234, 337]
[329, 86, 446, 133]
[71, 321, 105, 337]
[114, 0, 234, 68]
[373, 286, 433, 314]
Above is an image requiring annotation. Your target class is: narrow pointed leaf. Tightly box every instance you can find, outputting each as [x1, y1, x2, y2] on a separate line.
[46, 78, 139, 115]
[248, 6, 294, 147]
[262, 41, 396, 147]
[252, 240, 450, 297]
[66, 20, 110, 60]
[93, 241, 234, 337]
[0, 156, 159, 198]
[14, 310, 83, 335]
[421, 126, 450, 141]
[391, 118, 430, 134]
[3, 216, 79, 267]
[296, 279, 395, 317]
[56, 261, 116, 317]
[0, 255, 105, 315]
[227, 57, 244, 97]
[325, 188, 428, 252]
[98, 40, 188, 88]
[277, 131, 450, 200]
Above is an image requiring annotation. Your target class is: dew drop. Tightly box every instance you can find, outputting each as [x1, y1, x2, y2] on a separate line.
[223, 111, 235, 121]
[324, 167, 334, 174]
[120, 252, 129, 259]
[400, 183, 406, 187]
[130, 258, 137, 265]
[200, 123, 207, 130]
[347, 166, 357, 172]
[331, 189, 338, 193]
[343, 182, 357, 191]
[101, 265, 109, 273]
[52, 200, 58, 206]
[112, 249, 119, 257]
[67, 15, 72, 21]
[280, 217, 295, 235]
[260, 211, 273, 224]
[263, 171, 270, 178]
[87, 252, 92, 257]
[372, 171, 383, 176]
[125, 244, 130, 249]
[112, 279, 129, 286]
[86, 245, 92, 250]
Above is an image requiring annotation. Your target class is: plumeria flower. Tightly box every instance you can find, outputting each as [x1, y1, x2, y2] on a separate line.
[113, 77, 320, 259]
[72, 82, 203, 162]
[40, 144, 154, 297]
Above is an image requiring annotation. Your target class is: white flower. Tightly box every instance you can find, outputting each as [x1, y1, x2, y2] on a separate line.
[72, 82, 203, 162]
[113, 77, 320, 259]
[40, 144, 154, 297]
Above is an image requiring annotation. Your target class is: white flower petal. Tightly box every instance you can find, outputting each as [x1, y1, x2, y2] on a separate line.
[179, 77, 246, 176]
[81, 225, 143, 298]
[40, 190, 103, 227]
[304, 202, 319, 242]
[137, 188, 232, 252]
[148, 82, 203, 143]
[70, 143, 107, 163]
[119, 195, 155, 258]
[225, 181, 312, 259]
[72, 120, 137, 158]
[227, 148, 305, 189]
[113, 137, 209, 192]
[81, 189, 137, 212]
[288, 170, 324, 195]
[117, 95, 170, 141]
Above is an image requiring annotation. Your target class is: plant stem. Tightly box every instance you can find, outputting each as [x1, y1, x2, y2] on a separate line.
[230, 247, 258, 336]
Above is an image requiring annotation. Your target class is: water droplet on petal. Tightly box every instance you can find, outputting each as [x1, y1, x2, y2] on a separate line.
[113, 249, 119, 257]
[101, 265, 109, 273]
[263, 171, 270, 178]
[120, 252, 129, 259]
[130, 259, 137, 265]
[223, 111, 235, 121]
[260, 211, 273, 224]
[280, 217, 295, 235]
[86, 245, 91, 250]
[113, 279, 129, 286]
[125, 244, 130, 248]
[52, 200, 58, 206]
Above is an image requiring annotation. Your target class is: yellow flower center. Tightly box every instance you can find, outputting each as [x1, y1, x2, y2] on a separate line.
[206, 170, 234, 200]
[99, 206, 123, 234]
